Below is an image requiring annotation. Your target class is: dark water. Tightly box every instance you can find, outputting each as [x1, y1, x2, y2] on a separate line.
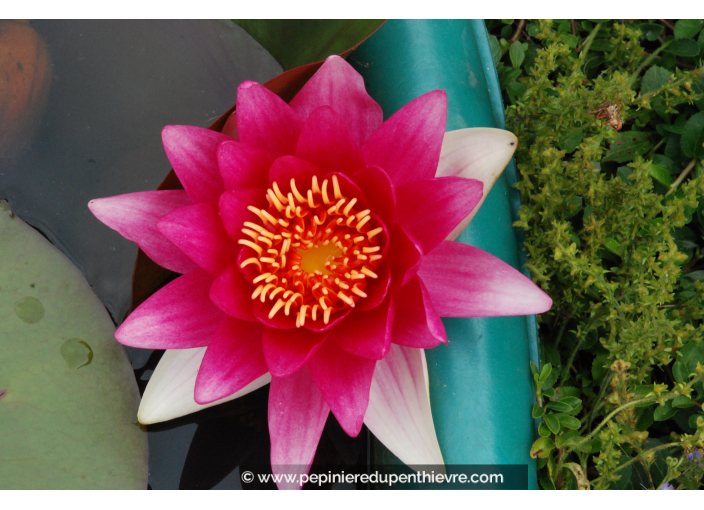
[1, 20, 367, 489]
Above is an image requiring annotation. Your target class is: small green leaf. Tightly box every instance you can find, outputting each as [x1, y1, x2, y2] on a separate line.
[538, 421, 552, 437]
[544, 413, 561, 434]
[686, 270, 704, 280]
[604, 237, 622, 256]
[558, 415, 581, 430]
[559, 130, 583, 153]
[539, 472, 556, 490]
[680, 112, 704, 158]
[532, 404, 545, 419]
[589, 39, 615, 52]
[689, 414, 704, 429]
[509, 41, 525, 68]
[654, 400, 677, 421]
[673, 362, 689, 384]
[672, 396, 695, 408]
[542, 387, 556, 399]
[559, 34, 579, 49]
[649, 164, 672, 186]
[604, 131, 652, 163]
[640, 23, 664, 41]
[539, 362, 553, 382]
[489, 35, 502, 67]
[546, 401, 573, 412]
[641, 66, 672, 94]
[530, 436, 555, 459]
[674, 20, 704, 39]
[501, 19, 514, 25]
[506, 81, 527, 104]
[559, 396, 583, 408]
[664, 38, 701, 57]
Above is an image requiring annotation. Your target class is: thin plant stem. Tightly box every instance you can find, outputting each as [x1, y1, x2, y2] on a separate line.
[666, 158, 698, 196]
[509, 20, 525, 45]
[578, 23, 602, 59]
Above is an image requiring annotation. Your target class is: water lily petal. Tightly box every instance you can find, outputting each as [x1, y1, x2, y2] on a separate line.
[332, 294, 394, 360]
[236, 81, 304, 157]
[387, 223, 423, 287]
[263, 327, 329, 377]
[395, 176, 484, 254]
[138, 347, 271, 424]
[219, 188, 269, 241]
[418, 241, 553, 317]
[391, 276, 446, 348]
[302, 308, 353, 333]
[289, 55, 383, 147]
[436, 128, 518, 240]
[162, 125, 230, 204]
[268, 155, 323, 195]
[252, 298, 298, 329]
[116, 269, 225, 349]
[361, 90, 447, 186]
[210, 264, 256, 322]
[194, 318, 267, 404]
[157, 202, 239, 274]
[296, 105, 366, 175]
[217, 140, 275, 191]
[351, 166, 395, 224]
[269, 367, 329, 490]
[88, 191, 197, 274]
[357, 261, 391, 311]
[365, 344, 443, 465]
[307, 339, 376, 437]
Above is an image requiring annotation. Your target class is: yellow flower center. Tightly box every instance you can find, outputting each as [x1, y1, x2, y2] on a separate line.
[239, 174, 384, 328]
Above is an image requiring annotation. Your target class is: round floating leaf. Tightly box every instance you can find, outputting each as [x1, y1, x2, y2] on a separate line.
[0, 202, 147, 489]
[681, 112, 704, 158]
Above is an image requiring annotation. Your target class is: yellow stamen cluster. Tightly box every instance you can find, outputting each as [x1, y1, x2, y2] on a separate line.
[240, 175, 385, 327]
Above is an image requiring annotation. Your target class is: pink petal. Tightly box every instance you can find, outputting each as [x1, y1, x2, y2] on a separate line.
[394, 176, 484, 254]
[194, 317, 267, 404]
[262, 327, 330, 377]
[221, 112, 239, 139]
[289, 55, 383, 147]
[357, 261, 391, 311]
[139, 347, 271, 424]
[303, 308, 353, 333]
[209, 264, 256, 322]
[115, 269, 225, 349]
[387, 224, 423, 287]
[236, 81, 304, 157]
[162, 125, 230, 204]
[331, 294, 394, 360]
[252, 298, 297, 329]
[365, 345, 443, 465]
[418, 241, 553, 317]
[269, 367, 330, 490]
[351, 166, 395, 224]
[322, 171, 370, 211]
[361, 90, 447, 186]
[436, 128, 518, 240]
[267, 155, 323, 196]
[391, 276, 446, 348]
[217, 140, 275, 191]
[157, 202, 239, 274]
[307, 339, 376, 437]
[295, 105, 366, 175]
[88, 191, 197, 274]
[218, 188, 269, 241]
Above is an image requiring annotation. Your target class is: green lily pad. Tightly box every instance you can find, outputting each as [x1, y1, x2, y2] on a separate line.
[0, 201, 147, 489]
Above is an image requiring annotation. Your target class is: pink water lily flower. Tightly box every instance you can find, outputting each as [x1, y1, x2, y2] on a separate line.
[89, 55, 551, 490]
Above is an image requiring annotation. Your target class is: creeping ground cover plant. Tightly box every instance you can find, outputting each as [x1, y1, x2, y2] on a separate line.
[89, 55, 552, 489]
